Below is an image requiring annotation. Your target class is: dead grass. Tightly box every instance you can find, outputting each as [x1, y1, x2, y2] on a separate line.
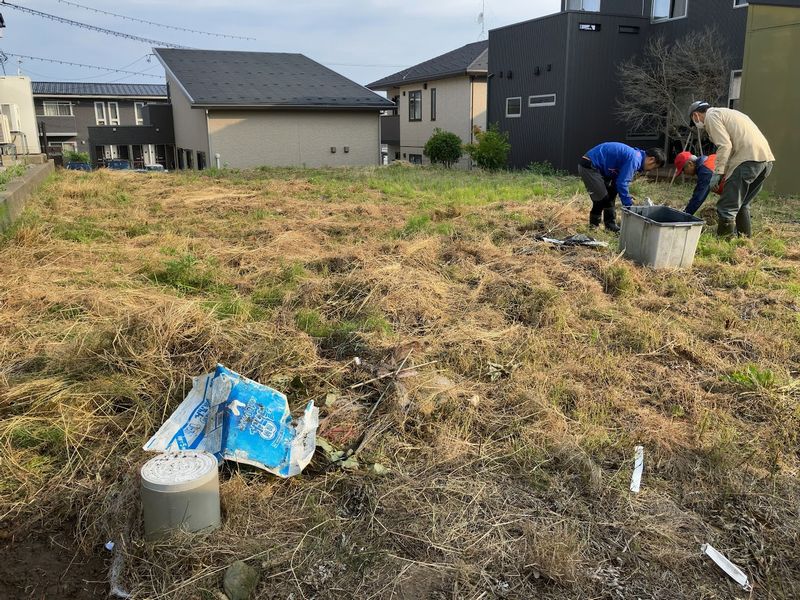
[1, 166, 799, 599]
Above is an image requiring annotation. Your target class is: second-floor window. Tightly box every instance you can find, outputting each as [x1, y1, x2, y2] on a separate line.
[567, 0, 601, 10]
[430, 88, 437, 121]
[108, 102, 120, 126]
[135, 102, 145, 125]
[41, 101, 73, 116]
[95, 102, 107, 125]
[409, 91, 422, 121]
[734, 0, 748, 6]
[653, 0, 688, 21]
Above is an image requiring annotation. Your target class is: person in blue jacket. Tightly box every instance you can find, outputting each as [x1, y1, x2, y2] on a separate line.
[674, 151, 720, 215]
[578, 143, 666, 232]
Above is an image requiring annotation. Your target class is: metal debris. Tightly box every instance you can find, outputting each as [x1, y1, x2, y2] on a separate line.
[701, 543, 753, 592]
[630, 446, 644, 493]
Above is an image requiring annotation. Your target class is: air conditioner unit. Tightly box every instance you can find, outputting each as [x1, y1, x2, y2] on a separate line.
[0, 104, 22, 132]
[0, 115, 11, 145]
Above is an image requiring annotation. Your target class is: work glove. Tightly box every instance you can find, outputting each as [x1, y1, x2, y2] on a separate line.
[710, 174, 722, 193]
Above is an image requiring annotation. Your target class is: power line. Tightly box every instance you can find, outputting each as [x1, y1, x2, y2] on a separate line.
[0, 1, 189, 48]
[4, 52, 164, 79]
[54, 0, 256, 41]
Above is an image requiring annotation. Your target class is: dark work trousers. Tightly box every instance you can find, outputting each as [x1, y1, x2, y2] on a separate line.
[578, 160, 617, 226]
[716, 160, 773, 224]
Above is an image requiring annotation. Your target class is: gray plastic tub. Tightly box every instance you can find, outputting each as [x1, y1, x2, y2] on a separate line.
[619, 205, 704, 269]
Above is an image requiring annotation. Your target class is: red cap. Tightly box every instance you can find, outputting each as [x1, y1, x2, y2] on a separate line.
[674, 151, 694, 175]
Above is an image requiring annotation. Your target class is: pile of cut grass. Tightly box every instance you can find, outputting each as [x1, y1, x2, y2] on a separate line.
[1, 166, 799, 599]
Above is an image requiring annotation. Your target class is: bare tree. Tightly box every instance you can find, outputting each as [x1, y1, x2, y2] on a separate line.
[616, 28, 730, 155]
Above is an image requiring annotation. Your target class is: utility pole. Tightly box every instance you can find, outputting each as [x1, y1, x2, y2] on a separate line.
[478, 0, 486, 40]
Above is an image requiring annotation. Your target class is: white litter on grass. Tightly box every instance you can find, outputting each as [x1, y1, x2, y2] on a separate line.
[144, 365, 318, 478]
[630, 446, 644, 493]
[701, 544, 753, 592]
[104, 541, 115, 551]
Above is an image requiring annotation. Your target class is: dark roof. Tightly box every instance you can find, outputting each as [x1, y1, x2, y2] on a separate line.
[367, 41, 489, 90]
[154, 49, 394, 110]
[32, 82, 167, 97]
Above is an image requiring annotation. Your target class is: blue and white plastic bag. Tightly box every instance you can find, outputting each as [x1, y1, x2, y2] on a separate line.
[144, 365, 319, 478]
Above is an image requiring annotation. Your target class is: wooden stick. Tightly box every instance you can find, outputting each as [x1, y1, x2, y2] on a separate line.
[349, 359, 438, 390]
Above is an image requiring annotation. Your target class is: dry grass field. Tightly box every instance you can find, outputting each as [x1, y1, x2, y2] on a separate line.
[0, 166, 798, 599]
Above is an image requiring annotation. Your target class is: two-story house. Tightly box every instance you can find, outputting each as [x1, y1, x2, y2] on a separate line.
[367, 41, 488, 167]
[488, 0, 762, 171]
[32, 82, 174, 168]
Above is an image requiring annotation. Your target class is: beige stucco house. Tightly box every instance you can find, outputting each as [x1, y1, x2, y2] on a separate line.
[154, 49, 394, 170]
[367, 42, 488, 168]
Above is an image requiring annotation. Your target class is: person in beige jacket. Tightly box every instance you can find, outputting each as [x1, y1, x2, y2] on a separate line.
[688, 101, 775, 237]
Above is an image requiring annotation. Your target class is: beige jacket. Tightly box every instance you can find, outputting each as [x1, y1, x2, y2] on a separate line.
[703, 107, 774, 177]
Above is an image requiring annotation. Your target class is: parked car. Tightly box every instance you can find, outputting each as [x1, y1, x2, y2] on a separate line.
[135, 164, 167, 173]
[106, 159, 132, 170]
[65, 161, 92, 172]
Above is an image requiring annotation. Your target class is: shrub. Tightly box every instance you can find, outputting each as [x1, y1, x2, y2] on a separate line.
[466, 124, 511, 171]
[423, 128, 464, 168]
[528, 161, 567, 177]
[64, 150, 90, 164]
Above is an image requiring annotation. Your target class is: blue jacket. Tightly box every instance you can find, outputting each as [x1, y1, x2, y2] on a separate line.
[585, 142, 646, 207]
[684, 155, 714, 215]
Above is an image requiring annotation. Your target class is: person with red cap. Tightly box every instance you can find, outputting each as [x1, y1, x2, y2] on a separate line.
[674, 151, 718, 215]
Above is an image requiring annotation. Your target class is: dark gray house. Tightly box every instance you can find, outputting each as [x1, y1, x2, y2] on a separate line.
[488, 0, 752, 170]
[32, 82, 174, 168]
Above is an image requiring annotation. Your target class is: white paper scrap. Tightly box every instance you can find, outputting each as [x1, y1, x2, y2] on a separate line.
[630, 445, 644, 493]
[701, 544, 752, 592]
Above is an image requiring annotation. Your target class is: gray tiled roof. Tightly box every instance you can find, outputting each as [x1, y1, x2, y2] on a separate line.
[32, 82, 167, 97]
[367, 41, 489, 90]
[154, 49, 394, 109]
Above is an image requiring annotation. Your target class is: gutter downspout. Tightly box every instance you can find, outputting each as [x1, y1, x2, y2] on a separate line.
[205, 108, 212, 169]
[469, 76, 474, 170]
[560, 13, 573, 171]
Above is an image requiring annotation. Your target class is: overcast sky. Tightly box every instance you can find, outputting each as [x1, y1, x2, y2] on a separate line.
[1, 0, 561, 86]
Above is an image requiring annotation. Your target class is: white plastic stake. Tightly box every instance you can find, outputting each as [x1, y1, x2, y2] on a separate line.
[630, 446, 644, 493]
[701, 544, 753, 592]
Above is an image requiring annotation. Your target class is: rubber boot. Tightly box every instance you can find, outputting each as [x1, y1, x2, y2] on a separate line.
[589, 203, 603, 228]
[717, 218, 736, 238]
[603, 207, 620, 233]
[735, 208, 752, 237]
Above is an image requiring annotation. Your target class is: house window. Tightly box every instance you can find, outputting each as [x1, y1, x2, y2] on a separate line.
[505, 97, 522, 118]
[619, 25, 640, 34]
[579, 23, 601, 31]
[94, 102, 107, 125]
[41, 101, 73, 116]
[408, 91, 422, 121]
[197, 151, 207, 170]
[652, 0, 688, 21]
[134, 102, 145, 125]
[733, 0, 747, 6]
[108, 102, 120, 126]
[567, 0, 601, 10]
[408, 154, 423, 165]
[529, 94, 557, 107]
[729, 70, 742, 109]
[395, 152, 401, 160]
[430, 88, 437, 122]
